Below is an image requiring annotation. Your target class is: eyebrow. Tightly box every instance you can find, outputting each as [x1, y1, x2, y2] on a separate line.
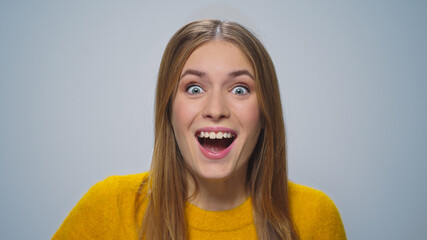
[180, 69, 254, 80]
[228, 70, 254, 80]
[180, 69, 206, 80]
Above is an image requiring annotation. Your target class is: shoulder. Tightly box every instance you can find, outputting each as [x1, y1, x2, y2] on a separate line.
[78, 172, 149, 204]
[288, 182, 347, 240]
[52, 172, 150, 239]
[97, 172, 150, 195]
[288, 181, 335, 207]
[80, 172, 150, 216]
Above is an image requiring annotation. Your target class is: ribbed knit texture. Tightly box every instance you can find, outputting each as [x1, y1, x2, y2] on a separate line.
[52, 173, 346, 239]
[186, 197, 256, 239]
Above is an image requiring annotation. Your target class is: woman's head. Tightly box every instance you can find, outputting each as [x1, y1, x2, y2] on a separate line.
[143, 19, 296, 240]
[154, 20, 285, 185]
[171, 40, 262, 187]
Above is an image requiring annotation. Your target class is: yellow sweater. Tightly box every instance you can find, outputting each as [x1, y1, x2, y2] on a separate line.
[52, 173, 346, 239]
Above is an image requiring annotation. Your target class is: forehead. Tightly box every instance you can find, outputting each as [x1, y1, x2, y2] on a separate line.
[181, 40, 254, 75]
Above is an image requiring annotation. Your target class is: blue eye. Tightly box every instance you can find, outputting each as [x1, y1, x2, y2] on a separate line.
[231, 86, 249, 95]
[186, 85, 205, 95]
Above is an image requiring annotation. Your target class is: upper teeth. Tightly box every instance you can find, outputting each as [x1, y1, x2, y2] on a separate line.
[198, 131, 233, 139]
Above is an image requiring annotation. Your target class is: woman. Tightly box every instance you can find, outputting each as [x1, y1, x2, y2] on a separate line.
[53, 20, 346, 240]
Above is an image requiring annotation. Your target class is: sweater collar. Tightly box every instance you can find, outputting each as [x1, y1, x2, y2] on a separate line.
[185, 197, 254, 231]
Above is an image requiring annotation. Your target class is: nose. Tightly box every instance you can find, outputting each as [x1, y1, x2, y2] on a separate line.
[202, 91, 230, 121]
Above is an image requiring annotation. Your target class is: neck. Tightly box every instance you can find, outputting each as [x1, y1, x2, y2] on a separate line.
[187, 173, 248, 211]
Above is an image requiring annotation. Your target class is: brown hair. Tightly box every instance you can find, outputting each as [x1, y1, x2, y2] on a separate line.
[136, 19, 299, 240]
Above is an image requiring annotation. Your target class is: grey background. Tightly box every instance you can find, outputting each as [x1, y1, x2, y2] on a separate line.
[1, 0, 426, 239]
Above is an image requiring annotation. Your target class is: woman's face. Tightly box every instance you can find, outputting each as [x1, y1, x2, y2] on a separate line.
[171, 40, 262, 181]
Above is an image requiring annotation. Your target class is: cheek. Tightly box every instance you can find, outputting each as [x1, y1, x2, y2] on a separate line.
[234, 98, 261, 130]
[171, 97, 202, 133]
[246, 104, 260, 123]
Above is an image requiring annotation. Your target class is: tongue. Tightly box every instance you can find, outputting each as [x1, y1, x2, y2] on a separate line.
[202, 139, 229, 153]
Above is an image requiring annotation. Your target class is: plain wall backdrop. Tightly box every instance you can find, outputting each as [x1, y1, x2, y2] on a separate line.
[1, 0, 426, 239]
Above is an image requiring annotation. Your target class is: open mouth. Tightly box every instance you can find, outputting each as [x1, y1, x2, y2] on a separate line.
[196, 131, 236, 154]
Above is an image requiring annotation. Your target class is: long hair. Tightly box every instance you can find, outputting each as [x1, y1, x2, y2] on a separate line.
[136, 19, 299, 240]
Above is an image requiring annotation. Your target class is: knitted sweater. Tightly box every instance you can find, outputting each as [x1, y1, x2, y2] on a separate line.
[52, 173, 346, 239]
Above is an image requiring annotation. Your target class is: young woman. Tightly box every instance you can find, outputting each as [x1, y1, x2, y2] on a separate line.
[53, 20, 346, 240]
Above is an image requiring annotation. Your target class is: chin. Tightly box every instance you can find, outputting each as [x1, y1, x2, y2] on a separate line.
[196, 169, 232, 181]
[191, 156, 243, 182]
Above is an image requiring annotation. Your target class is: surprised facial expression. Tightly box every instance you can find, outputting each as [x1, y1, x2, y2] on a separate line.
[171, 40, 262, 182]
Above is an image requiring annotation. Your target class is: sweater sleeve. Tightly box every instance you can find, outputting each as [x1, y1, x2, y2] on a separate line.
[52, 176, 121, 240]
[312, 192, 347, 240]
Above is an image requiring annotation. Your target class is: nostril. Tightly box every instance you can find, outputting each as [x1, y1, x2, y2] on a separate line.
[202, 108, 230, 120]
[203, 113, 227, 120]
[202, 97, 230, 120]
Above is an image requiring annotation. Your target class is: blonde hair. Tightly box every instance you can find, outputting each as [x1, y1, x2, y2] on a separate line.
[136, 19, 299, 240]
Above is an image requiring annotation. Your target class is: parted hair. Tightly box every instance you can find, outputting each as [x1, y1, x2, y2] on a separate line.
[136, 19, 299, 240]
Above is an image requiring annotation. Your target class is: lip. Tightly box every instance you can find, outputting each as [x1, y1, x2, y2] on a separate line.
[195, 127, 237, 160]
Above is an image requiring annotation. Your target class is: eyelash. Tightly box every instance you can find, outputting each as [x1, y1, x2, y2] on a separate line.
[231, 85, 250, 95]
[186, 84, 205, 95]
[184, 84, 250, 96]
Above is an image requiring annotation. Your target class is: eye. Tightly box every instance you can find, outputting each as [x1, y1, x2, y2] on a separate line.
[231, 86, 249, 95]
[186, 85, 205, 95]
